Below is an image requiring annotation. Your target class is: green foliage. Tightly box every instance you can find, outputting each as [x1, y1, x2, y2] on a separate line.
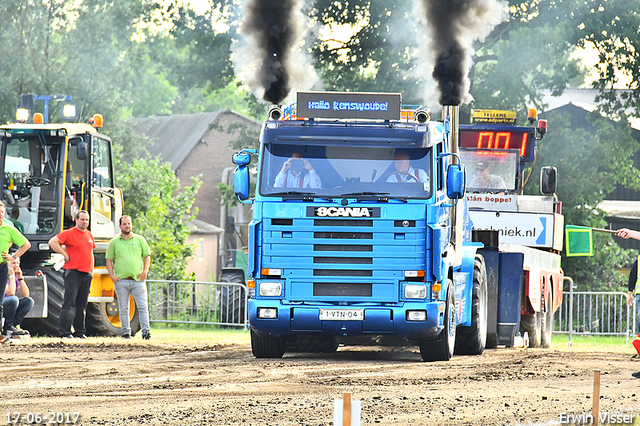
[310, 2, 424, 104]
[116, 157, 202, 281]
[527, 109, 640, 289]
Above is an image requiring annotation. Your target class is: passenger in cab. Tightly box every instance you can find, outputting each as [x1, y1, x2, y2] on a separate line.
[274, 153, 322, 189]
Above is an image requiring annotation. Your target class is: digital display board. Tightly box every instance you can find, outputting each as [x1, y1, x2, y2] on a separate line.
[297, 92, 401, 120]
[459, 126, 535, 162]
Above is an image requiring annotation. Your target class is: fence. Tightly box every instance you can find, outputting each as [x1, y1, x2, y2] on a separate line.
[146, 280, 249, 328]
[554, 278, 637, 344]
[145, 279, 637, 339]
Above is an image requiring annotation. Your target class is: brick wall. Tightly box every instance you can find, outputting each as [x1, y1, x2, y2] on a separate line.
[175, 111, 259, 227]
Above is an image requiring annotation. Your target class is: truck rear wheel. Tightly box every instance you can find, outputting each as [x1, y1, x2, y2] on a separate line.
[540, 290, 553, 348]
[419, 281, 455, 362]
[86, 296, 140, 337]
[219, 270, 246, 325]
[251, 328, 286, 358]
[455, 254, 488, 355]
[521, 312, 542, 348]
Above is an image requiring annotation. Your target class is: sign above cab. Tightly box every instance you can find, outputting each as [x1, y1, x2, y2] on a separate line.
[297, 92, 401, 121]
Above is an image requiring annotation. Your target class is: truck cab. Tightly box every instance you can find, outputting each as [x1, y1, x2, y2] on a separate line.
[233, 92, 487, 361]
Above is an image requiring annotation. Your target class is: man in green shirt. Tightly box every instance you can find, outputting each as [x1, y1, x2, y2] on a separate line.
[106, 215, 151, 340]
[0, 201, 31, 343]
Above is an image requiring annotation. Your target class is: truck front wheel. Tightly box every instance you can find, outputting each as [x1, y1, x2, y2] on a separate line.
[251, 328, 286, 358]
[455, 254, 488, 355]
[419, 281, 456, 362]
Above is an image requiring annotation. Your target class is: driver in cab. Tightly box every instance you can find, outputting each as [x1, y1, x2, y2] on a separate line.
[385, 152, 429, 184]
[274, 153, 322, 189]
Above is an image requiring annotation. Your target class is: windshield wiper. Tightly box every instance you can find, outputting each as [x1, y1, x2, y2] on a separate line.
[268, 191, 333, 202]
[339, 192, 390, 197]
[339, 191, 407, 203]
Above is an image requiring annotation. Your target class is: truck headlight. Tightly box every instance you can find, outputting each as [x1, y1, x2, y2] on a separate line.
[257, 308, 278, 319]
[404, 284, 427, 299]
[259, 282, 282, 297]
[406, 310, 427, 321]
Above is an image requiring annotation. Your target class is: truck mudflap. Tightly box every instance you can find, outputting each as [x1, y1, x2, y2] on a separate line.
[249, 300, 446, 340]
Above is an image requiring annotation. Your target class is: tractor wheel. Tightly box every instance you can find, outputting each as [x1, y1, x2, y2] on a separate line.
[419, 281, 456, 362]
[86, 295, 140, 337]
[251, 328, 286, 358]
[521, 311, 542, 348]
[21, 267, 64, 336]
[220, 270, 246, 325]
[455, 254, 488, 355]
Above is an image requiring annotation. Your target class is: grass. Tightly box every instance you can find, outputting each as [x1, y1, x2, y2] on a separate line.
[148, 323, 251, 346]
[551, 333, 637, 353]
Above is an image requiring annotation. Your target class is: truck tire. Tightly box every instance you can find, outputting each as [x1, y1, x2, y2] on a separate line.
[21, 267, 64, 336]
[540, 290, 553, 348]
[419, 281, 456, 362]
[251, 328, 286, 358]
[287, 334, 338, 353]
[455, 254, 488, 355]
[521, 312, 542, 348]
[220, 271, 246, 325]
[86, 298, 141, 337]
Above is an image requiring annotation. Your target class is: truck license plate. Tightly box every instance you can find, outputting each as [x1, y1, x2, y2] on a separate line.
[319, 309, 364, 321]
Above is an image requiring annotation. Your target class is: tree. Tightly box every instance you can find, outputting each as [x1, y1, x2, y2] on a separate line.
[115, 156, 202, 281]
[529, 109, 639, 288]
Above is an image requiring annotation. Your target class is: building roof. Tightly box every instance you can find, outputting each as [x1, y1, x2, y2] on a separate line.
[188, 218, 224, 234]
[541, 88, 640, 131]
[130, 109, 257, 170]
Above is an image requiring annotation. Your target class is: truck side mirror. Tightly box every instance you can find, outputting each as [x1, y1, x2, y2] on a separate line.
[234, 166, 250, 201]
[540, 166, 557, 195]
[231, 149, 257, 202]
[447, 163, 465, 199]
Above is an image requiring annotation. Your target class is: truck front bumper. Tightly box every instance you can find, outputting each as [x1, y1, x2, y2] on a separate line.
[249, 300, 445, 340]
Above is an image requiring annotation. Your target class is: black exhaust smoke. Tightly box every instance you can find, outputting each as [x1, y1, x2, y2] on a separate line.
[421, 0, 505, 106]
[241, 0, 297, 104]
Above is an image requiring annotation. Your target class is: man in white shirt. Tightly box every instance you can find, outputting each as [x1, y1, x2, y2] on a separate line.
[274, 153, 322, 189]
[385, 152, 429, 184]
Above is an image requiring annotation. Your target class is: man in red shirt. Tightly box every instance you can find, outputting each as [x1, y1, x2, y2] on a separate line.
[49, 210, 95, 338]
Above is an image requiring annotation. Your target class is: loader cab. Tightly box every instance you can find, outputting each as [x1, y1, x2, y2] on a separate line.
[0, 125, 120, 252]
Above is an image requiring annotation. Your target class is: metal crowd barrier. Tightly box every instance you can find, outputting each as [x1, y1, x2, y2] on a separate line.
[554, 279, 636, 344]
[146, 280, 249, 328]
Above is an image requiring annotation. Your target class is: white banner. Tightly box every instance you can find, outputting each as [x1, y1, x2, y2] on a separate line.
[469, 211, 555, 248]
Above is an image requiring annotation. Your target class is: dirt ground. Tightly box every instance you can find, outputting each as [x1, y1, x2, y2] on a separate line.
[2, 338, 640, 426]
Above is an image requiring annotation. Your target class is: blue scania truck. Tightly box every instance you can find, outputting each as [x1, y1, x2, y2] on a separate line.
[232, 92, 488, 361]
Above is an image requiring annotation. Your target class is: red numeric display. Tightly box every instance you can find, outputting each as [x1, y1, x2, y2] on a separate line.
[459, 129, 533, 160]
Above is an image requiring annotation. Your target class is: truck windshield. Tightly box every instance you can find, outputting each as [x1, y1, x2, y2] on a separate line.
[2, 136, 64, 235]
[259, 144, 432, 199]
[460, 149, 519, 193]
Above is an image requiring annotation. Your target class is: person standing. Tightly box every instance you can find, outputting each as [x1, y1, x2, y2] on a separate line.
[106, 215, 151, 340]
[615, 228, 640, 379]
[616, 228, 640, 332]
[0, 201, 31, 343]
[49, 210, 95, 338]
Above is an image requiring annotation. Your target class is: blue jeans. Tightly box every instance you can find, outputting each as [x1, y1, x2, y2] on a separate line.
[3, 296, 35, 329]
[114, 279, 150, 335]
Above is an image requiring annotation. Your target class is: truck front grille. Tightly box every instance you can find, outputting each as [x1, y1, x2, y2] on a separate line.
[313, 283, 372, 297]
